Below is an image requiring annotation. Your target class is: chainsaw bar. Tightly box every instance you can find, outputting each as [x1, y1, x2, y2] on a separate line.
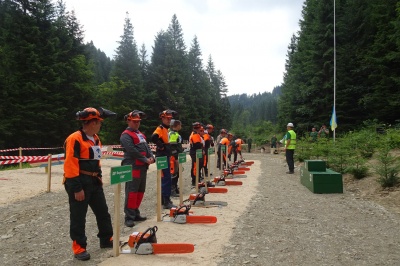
[152, 243, 195, 254]
[215, 180, 243, 186]
[191, 200, 228, 207]
[200, 187, 228, 193]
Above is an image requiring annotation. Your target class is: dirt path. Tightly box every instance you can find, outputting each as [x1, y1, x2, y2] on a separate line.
[1, 153, 400, 265]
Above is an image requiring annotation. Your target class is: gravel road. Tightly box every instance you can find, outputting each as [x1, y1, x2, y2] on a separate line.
[218, 153, 400, 266]
[1, 152, 400, 266]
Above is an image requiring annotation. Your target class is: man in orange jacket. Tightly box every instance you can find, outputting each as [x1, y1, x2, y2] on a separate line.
[151, 109, 177, 209]
[189, 122, 204, 186]
[219, 132, 233, 170]
[203, 124, 214, 177]
[63, 107, 116, 261]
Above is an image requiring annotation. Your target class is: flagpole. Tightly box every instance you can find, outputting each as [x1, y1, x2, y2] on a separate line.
[333, 0, 336, 142]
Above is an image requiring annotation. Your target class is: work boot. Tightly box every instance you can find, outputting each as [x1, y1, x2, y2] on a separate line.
[171, 185, 179, 197]
[124, 219, 135, 227]
[133, 209, 147, 221]
[74, 251, 90, 261]
[162, 197, 176, 209]
[100, 237, 114, 248]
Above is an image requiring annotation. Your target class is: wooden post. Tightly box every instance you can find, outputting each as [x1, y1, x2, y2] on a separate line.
[113, 183, 121, 257]
[179, 161, 183, 205]
[157, 170, 162, 222]
[214, 145, 218, 177]
[46, 154, 52, 192]
[195, 156, 199, 193]
[19, 147, 22, 169]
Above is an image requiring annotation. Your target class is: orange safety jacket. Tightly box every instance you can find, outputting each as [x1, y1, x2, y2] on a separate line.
[189, 131, 203, 155]
[235, 138, 244, 151]
[220, 137, 231, 154]
[63, 129, 102, 192]
[151, 124, 171, 157]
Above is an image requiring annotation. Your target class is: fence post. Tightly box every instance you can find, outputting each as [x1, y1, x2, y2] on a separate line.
[47, 154, 52, 192]
[19, 147, 22, 169]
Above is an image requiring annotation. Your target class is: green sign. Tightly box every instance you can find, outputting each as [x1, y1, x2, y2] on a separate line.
[196, 149, 203, 159]
[156, 156, 168, 170]
[208, 148, 214, 155]
[178, 153, 187, 164]
[221, 145, 226, 151]
[110, 165, 132, 185]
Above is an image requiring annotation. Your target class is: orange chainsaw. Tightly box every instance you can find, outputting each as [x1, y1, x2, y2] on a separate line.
[223, 168, 246, 176]
[167, 204, 217, 224]
[213, 176, 243, 186]
[236, 159, 254, 166]
[197, 181, 228, 193]
[186, 192, 228, 207]
[121, 226, 195, 254]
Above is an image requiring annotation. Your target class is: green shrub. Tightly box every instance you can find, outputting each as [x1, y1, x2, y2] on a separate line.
[346, 165, 369, 179]
[375, 146, 400, 188]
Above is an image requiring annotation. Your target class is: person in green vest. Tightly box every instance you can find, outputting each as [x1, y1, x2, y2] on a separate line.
[168, 119, 183, 197]
[284, 123, 297, 174]
[310, 127, 318, 142]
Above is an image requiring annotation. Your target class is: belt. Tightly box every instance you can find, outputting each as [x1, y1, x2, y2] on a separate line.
[79, 170, 99, 176]
[79, 170, 103, 185]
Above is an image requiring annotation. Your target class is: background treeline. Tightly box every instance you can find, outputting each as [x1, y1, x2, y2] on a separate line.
[1, 0, 400, 152]
[0, 0, 231, 151]
[228, 0, 400, 143]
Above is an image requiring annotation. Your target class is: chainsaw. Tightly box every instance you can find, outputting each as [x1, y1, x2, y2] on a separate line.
[185, 192, 228, 207]
[121, 226, 195, 254]
[197, 181, 228, 193]
[236, 159, 254, 166]
[166, 204, 217, 224]
[213, 176, 243, 186]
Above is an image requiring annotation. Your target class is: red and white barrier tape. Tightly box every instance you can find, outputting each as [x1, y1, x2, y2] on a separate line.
[0, 147, 63, 153]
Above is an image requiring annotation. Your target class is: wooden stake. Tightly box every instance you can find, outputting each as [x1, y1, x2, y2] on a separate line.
[46, 154, 52, 192]
[113, 184, 121, 257]
[157, 170, 162, 222]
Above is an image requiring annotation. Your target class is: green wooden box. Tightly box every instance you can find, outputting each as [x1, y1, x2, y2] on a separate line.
[304, 160, 326, 172]
[300, 166, 343, 194]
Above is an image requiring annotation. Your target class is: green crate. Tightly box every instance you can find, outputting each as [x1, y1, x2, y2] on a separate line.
[300, 166, 343, 194]
[300, 166, 312, 189]
[304, 160, 326, 172]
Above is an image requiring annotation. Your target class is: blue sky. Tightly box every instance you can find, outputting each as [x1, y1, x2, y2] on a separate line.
[64, 0, 304, 95]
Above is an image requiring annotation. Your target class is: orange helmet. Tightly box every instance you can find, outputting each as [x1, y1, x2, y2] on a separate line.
[124, 110, 146, 121]
[76, 107, 103, 121]
[159, 109, 177, 118]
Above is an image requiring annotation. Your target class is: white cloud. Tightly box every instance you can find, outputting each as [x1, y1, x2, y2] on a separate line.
[64, 0, 303, 95]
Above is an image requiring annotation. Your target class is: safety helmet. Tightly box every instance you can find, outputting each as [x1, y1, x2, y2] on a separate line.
[192, 122, 202, 129]
[76, 107, 117, 121]
[76, 107, 103, 121]
[159, 109, 177, 118]
[124, 110, 146, 121]
[287, 122, 294, 127]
